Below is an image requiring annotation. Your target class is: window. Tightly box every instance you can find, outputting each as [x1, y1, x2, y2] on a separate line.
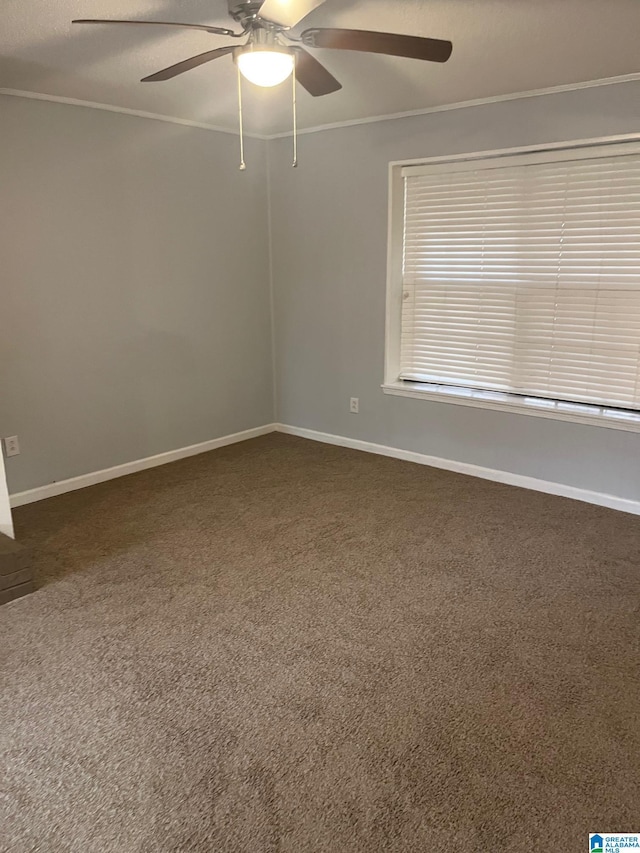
[384, 140, 640, 431]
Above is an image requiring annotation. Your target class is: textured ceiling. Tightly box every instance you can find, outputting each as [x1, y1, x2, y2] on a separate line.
[1, 0, 640, 135]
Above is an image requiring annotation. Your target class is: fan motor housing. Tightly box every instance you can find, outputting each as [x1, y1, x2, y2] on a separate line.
[227, 1, 267, 25]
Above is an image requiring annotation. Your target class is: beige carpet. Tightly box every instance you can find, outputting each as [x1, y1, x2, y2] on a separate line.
[1, 433, 639, 852]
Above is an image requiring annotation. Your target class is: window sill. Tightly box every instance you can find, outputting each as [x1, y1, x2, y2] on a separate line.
[382, 381, 640, 433]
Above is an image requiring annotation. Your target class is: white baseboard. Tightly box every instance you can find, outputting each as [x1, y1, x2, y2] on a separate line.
[9, 424, 277, 508]
[276, 423, 640, 517]
[10, 421, 640, 517]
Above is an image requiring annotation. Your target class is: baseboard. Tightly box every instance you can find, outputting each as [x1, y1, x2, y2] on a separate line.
[10, 421, 640, 517]
[9, 424, 277, 508]
[275, 423, 640, 517]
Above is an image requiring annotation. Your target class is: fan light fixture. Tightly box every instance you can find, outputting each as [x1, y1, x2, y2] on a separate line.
[236, 47, 294, 87]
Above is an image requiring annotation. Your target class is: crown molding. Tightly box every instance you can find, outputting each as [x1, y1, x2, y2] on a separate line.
[0, 88, 268, 140]
[3, 72, 640, 142]
[265, 72, 640, 139]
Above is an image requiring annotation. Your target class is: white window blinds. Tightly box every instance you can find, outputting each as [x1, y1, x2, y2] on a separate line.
[400, 146, 640, 410]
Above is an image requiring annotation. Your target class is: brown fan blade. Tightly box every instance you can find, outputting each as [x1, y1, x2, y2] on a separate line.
[301, 28, 453, 63]
[259, 0, 326, 29]
[294, 47, 341, 96]
[142, 46, 235, 82]
[73, 19, 236, 37]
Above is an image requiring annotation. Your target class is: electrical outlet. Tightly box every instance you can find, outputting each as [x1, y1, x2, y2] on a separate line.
[4, 436, 20, 457]
[350, 397, 359, 414]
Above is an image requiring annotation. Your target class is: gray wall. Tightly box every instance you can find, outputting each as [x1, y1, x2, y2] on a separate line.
[4, 82, 640, 504]
[0, 96, 273, 494]
[268, 80, 640, 502]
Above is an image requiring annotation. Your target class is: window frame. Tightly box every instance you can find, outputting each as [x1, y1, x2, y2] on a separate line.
[383, 134, 640, 433]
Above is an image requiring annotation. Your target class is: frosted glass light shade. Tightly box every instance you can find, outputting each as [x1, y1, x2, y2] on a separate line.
[237, 49, 294, 87]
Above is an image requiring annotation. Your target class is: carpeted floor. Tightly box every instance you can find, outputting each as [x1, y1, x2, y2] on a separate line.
[1, 434, 639, 852]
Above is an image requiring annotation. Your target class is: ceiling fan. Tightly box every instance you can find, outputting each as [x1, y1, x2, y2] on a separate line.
[73, 0, 452, 167]
[73, 0, 453, 95]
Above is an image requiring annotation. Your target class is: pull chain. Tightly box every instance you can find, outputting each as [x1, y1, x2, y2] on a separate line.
[292, 54, 298, 168]
[237, 63, 246, 171]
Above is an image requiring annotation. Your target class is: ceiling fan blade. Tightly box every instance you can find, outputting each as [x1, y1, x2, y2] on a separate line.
[73, 19, 236, 37]
[141, 46, 235, 82]
[294, 47, 341, 96]
[301, 28, 453, 63]
[259, 0, 326, 28]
